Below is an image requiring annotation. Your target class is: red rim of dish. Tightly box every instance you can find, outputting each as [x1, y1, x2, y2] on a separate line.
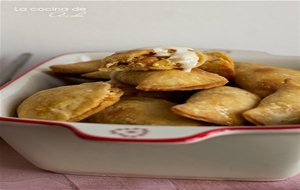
[1, 52, 300, 143]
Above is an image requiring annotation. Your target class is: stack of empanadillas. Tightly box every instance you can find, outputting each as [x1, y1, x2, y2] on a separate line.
[17, 47, 300, 126]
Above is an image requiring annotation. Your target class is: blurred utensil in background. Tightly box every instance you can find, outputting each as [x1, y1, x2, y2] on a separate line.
[0, 53, 32, 86]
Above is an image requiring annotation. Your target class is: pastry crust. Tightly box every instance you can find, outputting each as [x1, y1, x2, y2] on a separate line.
[50, 60, 105, 74]
[82, 71, 111, 79]
[85, 97, 205, 126]
[172, 86, 261, 126]
[113, 68, 228, 91]
[234, 62, 300, 98]
[104, 49, 154, 64]
[109, 80, 194, 103]
[17, 82, 123, 121]
[243, 79, 300, 125]
[200, 52, 235, 79]
[100, 48, 207, 71]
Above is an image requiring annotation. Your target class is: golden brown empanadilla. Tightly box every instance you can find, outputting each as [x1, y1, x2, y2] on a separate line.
[109, 80, 194, 103]
[82, 71, 111, 79]
[113, 68, 228, 91]
[85, 97, 205, 126]
[243, 79, 300, 125]
[235, 62, 300, 98]
[17, 82, 123, 121]
[100, 47, 207, 71]
[200, 52, 235, 79]
[172, 86, 261, 126]
[50, 60, 104, 74]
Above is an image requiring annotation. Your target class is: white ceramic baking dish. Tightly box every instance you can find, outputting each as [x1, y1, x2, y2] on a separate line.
[1, 50, 300, 181]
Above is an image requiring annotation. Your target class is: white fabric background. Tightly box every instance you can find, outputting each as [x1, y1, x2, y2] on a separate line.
[1, 1, 300, 73]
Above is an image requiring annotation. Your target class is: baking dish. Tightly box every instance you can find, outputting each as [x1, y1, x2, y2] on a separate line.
[0, 50, 300, 181]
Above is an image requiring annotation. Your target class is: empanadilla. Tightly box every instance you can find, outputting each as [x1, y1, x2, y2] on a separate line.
[109, 80, 194, 103]
[113, 68, 228, 91]
[85, 97, 204, 126]
[82, 71, 111, 80]
[50, 60, 104, 74]
[235, 62, 300, 97]
[200, 52, 235, 79]
[100, 47, 207, 72]
[17, 82, 123, 121]
[243, 79, 300, 125]
[172, 86, 261, 126]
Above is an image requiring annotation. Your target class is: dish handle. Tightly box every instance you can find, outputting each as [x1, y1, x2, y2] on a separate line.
[1, 118, 299, 144]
